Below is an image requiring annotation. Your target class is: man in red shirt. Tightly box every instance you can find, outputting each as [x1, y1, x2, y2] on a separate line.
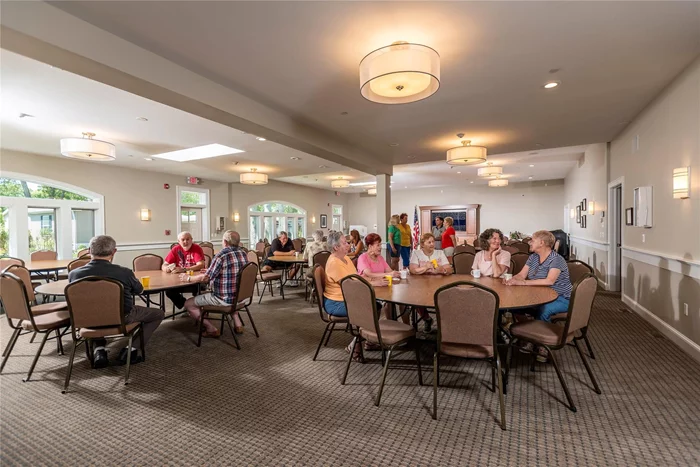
[162, 231, 205, 310]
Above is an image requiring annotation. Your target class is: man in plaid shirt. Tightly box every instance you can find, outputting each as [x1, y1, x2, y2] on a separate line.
[182, 230, 249, 338]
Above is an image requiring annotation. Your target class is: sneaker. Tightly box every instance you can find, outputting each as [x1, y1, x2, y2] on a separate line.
[519, 342, 534, 354]
[117, 348, 143, 366]
[93, 348, 109, 369]
[536, 347, 549, 363]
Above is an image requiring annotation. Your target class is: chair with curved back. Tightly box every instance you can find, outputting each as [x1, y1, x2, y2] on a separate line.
[30, 250, 57, 261]
[63, 277, 144, 392]
[1, 257, 25, 272]
[0, 272, 70, 382]
[340, 274, 422, 406]
[76, 248, 90, 259]
[472, 238, 480, 248]
[509, 274, 602, 412]
[199, 244, 215, 262]
[512, 242, 530, 254]
[292, 238, 303, 253]
[204, 254, 212, 268]
[502, 245, 519, 255]
[67, 258, 90, 272]
[263, 245, 272, 262]
[170, 242, 179, 250]
[452, 252, 476, 274]
[246, 250, 284, 304]
[521, 237, 532, 244]
[197, 262, 259, 348]
[235, 262, 260, 337]
[432, 281, 506, 429]
[510, 252, 529, 276]
[306, 250, 331, 302]
[454, 244, 476, 255]
[312, 264, 349, 360]
[133, 254, 164, 308]
[4, 264, 67, 315]
[553, 239, 561, 254]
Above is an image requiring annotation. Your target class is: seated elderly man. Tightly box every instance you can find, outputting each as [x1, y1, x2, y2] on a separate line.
[69, 235, 164, 368]
[161, 231, 205, 310]
[182, 230, 248, 338]
[260, 231, 299, 279]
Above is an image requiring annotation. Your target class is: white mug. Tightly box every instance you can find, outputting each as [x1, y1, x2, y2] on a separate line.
[400, 269, 408, 280]
[472, 269, 482, 278]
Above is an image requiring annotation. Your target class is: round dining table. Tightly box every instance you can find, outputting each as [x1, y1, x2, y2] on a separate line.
[25, 259, 73, 273]
[373, 273, 557, 310]
[35, 270, 192, 297]
[265, 255, 308, 294]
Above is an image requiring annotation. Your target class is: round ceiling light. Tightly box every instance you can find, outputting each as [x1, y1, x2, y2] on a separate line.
[446, 137, 487, 166]
[477, 163, 503, 178]
[240, 168, 268, 185]
[331, 177, 350, 189]
[360, 41, 440, 104]
[543, 81, 560, 89]
[60, 132, 116, 161]
[488, 178, 509, 187]
[367, 188, 377, 196]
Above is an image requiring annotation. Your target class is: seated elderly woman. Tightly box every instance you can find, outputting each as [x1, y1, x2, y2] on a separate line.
[346, 229, 365, 259]
[303, 229, 328, 271]
[408, 233, 453, 332]
[473, 228, 511, 277]
[505, 229, 572, 361]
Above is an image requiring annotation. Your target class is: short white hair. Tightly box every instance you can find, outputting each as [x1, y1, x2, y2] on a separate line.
[312, 229, 324, 242]
[327, 231, 344, 252]
[178, 231, 192, 240]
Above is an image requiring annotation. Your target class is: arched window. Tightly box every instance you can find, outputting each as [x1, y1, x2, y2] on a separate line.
[248, 201, 306, 247]
[0, 173, 103, 259]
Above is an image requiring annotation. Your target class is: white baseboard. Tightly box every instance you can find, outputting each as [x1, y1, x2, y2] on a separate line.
[622, 293, 700, 364]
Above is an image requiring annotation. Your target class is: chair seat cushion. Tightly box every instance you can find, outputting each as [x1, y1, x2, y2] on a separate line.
[440, 343, 493, 359]
[360, 320, 414, 346]
[550, 312, 568, 322]
[511, 320, 572, 346]
[79, 322, 140, 338]
[31, 302, 68, 315]
[21, 310, 70, 331]
[323, 312, 348, 323]
[202, 305, 232, 313]
[261, 272, 282, 280]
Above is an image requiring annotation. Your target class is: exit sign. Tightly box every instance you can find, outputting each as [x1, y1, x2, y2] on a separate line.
[186, 177, 202, 185]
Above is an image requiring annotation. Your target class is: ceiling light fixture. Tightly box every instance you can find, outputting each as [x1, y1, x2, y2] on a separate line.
[331, 177, 350, 189]
[446, 134, 487, 166]
[151, 144, 243, 162]
[543, 81, 561, 89]
[488, 177, 508, 187]
[360, 41, 440, 104]
[349, 182, 377, 187]
[389, 143, 399, 147]
[290, 156, 301, 161]
[367, 188, 377, 196]
[144, 158, 153, 161]
[477, 163, 503, 178]
[136, 117, 148, 122]
[60, 132, 116, 161]
[256, 137, 266, 141]
[240, 168, 268, 185]
[319, 165, 329, 169]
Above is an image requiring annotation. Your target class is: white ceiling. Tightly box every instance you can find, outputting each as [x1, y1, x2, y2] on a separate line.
[0, 50, 356, 185]
[51, 0, 700, 165]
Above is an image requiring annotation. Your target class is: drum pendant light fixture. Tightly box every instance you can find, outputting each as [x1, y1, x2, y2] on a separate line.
[360, 41, 440, 104]
[367, 187, 377, 196]
[477, 162, 503, 178]
[488, 177, 508, 187]
[60, 132, 116, 161]
[240, 168, 268, 185]
[446, 134, 487, 166]
[331, 177, 350, 189]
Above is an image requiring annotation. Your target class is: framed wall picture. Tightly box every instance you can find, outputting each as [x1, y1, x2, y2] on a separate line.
[582, 198, 588, 211]
[581, 215, 587, 228]
[320, 214, 327, 229]
[625, 208, 634, 226]
[576, 205, 581, 224]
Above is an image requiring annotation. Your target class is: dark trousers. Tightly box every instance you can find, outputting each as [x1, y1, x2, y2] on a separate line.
[93, 306, 165, 349]
[165, 284, 200, 310]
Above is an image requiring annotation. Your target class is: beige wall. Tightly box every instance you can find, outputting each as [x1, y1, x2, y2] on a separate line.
[348, 181, 566, 239]
[609, 55, 700, 353]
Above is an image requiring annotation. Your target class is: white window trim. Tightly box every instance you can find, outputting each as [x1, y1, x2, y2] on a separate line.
[332, 204, 344, 233]
[247, 200, 307, 247]
[176, 185, 210, 241]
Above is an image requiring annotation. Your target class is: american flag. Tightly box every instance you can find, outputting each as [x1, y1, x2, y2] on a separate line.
[412, 205, 420, 249]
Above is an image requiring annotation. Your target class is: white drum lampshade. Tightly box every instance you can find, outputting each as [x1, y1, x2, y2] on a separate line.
[446, 140, 487, 166]
[488, 178, 509, 187]
[367, 188, 377, 195]
[60, 132, 116, 161]
[477, 164, 503, 178]
[331, 177, 350, 189]
[240, 168, 268, 185]
[360, 41, 440, 104]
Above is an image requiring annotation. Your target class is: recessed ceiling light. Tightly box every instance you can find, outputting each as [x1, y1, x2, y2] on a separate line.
[389, 143, 399, 147]
[290, 156, 301, 161]
[470, 181, 474, 184]
[543, 81, 560, 89]
[256, 137, 266, 141]
[151, 143, 243, 162]
[529, 164, 535, 167]
[144, 158, 153, 161]
[407, 155, 415, 159]
[136, 117, 148, 122]
[457, 171, 461, 174]
[529, 176, 533, 180]
[319, 165, 329, 169]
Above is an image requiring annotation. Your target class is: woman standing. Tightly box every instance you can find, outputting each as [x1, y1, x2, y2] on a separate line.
[397, 213, 413, 269]
[473, 228, 511, 277]
[387, 214, 401, 270]
[441, 217, 457, 259]
[347, 229, 365, 259]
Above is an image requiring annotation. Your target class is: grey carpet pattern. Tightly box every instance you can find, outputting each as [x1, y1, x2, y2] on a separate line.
[1, 288, 699, 466]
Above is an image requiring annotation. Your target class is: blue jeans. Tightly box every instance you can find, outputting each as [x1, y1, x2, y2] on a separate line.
[324, 297, 347, 317]
[400, 246, 411, 268]
[387, 243, 400, 257]
[537, 295, 570, 322]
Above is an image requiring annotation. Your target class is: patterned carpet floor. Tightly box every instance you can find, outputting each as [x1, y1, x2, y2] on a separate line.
[1, 288, 699, 466]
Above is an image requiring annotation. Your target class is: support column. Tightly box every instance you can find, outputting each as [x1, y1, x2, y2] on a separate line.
[376, 173, 391, 240]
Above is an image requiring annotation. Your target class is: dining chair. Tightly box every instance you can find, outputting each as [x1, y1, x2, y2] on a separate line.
[340, 274, 422, 407]
[292, 238, 303, 252]
[553, 239, 561, 254]
[502, 245, 519, 255]
[472, 238, 480, 248]
[454, 244, 476, 255]
[452, 252, 476, 274]
[200, 244, 215, 262]
[246, 250, 284, 303]
[513, 242, 530, 254]
[199, 241, 214, 249]
[67, 258, 90, 272]
[521, 237, 532, 244]
[30, 250, 57, 261]
[0, 272, 70, 382]
[76, 248, 90, 258]
[306, 251, 331, 302]
[63, 277, 144, 392]
[133, 254, 165, 308]
[235, 262, 260, 338]
[170, 242, 179, 250]
[312, 265, 349, 360]
[0, 257, 25, 272]
[263, 245, 271, 262]
[510, 252, 529, 275]
[509, 274, 602, 412]
[432, 281, 506, 429]
[196, 262, 258, 348]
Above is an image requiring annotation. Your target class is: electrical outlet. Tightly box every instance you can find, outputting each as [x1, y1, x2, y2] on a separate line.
[684, 303, 689, 316]
[642, 234, 645, 243]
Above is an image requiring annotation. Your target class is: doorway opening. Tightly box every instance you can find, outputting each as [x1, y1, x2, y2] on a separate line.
[607, 177, 624, 293]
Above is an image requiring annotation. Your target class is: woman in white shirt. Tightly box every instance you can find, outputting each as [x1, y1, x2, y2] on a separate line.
[408, 233, 452, 333]
[473, 228, 511, 277]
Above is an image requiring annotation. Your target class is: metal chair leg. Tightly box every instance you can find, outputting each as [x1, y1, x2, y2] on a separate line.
[548, 346, 576, 412]
[583, 330, 596, 359]
[62, 339, 80, 393]
[491, 365, 496, 392]
[432, 352, 439, 420]
[24, 331, 50, 382]
[324, 322, 336, 346]
[225, 315, 241, 350]
[244, 307, 259, 337]
[0, 328, 21, 373]
[55, 329, 64, 355]
[574, 339, 601, 394]
[313, 323, 331, 361]
[414, 340, 423, 386]
[496, 354, 507, 430]
[197, 310, 205, 347]
[30, 331, 37, 344]
[375, 347, 394, 406]
[341, 337, 357, 385]
[139, 327, 146, 361]
[124, 334, 133, 385]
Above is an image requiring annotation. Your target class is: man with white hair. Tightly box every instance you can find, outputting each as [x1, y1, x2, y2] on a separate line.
[162, 231, 205, 310]
[69, 235, 164, 368]
[182, 230, 248, 337]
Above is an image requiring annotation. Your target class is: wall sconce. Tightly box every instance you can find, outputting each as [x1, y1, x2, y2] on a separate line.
[233, 212, 240, 222]
[311, 215, 316, 224]
[570, 208, 575, 219]
[673, 167, 690, 199]
[140, 208, 151, 221]
[589, 201, 595, 215]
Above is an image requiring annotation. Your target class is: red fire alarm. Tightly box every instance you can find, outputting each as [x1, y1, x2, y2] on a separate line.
[165, 230, 171, 236]
[164, 183, 170, 189]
